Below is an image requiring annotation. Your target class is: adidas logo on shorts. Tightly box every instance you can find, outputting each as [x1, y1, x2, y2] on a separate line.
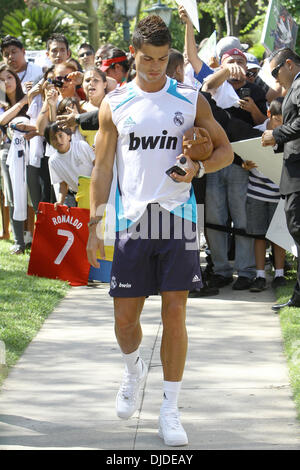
[192, 274, 200, 282]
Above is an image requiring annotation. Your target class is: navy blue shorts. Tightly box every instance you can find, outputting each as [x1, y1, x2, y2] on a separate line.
[109, 204, 202, 297]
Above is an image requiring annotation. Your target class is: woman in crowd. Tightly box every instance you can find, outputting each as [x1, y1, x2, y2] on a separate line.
[0, 63, 32, 254]
[79, 67, 108, 146]
[0, 128, 10, 240]
[36, 62, 81, 136]
[81, 67, 107, 112]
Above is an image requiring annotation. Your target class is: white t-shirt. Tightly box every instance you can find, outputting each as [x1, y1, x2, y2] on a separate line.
[27, 95, 45, 168]
[105, 76, 198, 228]
[254, 119, 269, 132]
[18, 62, 43, 93]
[49, 140, 95, 192]
[203, 76, 240, 109]
[184, 62, 201, 90]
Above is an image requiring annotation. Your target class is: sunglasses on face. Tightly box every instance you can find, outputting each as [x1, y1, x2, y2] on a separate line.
[271, 61, 285, 79]
[79, 51, 93, 58]
[55, 75, 71, 83]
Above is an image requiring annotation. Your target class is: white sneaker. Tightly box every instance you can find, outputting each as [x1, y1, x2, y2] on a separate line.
[116, 358, 147, 419]
[159, 409, 188, 446]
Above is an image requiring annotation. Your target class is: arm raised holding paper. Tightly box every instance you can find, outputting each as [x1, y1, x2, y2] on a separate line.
[179, 5, 206, 76]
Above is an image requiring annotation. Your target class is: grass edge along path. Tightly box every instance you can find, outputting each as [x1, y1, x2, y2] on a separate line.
[0, 240, 70, 385]
[276, 281, 300, 420]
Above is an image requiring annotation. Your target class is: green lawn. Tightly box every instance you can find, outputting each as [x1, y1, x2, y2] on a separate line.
[0, 239, 70, 382]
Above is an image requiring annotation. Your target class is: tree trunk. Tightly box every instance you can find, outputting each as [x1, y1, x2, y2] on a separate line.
[224, 0, 242, 37]
[134, 0, 143, 29]
[86, 0, 99, 50]
[28, 0, 100, 50]
[224, 0, 234, 36]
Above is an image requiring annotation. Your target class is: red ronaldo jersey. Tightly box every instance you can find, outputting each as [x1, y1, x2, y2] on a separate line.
[28, 202, 91, 286]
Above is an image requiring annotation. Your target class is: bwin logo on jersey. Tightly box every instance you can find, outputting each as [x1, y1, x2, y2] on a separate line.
[173, 111, 184, 126]
[129, 130, 178, 150]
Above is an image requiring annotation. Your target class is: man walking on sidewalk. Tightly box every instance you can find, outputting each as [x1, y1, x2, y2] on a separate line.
[262, 48, 300, 311]
[86, 15, 232, 446]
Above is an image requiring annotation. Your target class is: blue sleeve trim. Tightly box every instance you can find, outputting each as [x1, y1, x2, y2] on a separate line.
[193, 62, 214, 84]
[166, 78, 193, 104]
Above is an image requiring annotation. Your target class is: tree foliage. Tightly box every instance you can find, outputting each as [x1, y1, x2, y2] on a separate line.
[0, 0, 24, 23]
[1, 6, 86, 51]
[98, 0, 185, 53]
[22, 0, 100, 49]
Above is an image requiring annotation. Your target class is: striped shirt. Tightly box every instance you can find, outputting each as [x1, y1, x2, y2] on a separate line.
[247, 168, 280, 202]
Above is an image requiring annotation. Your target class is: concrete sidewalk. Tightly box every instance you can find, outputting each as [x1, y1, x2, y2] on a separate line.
[0, 279, 300, 450]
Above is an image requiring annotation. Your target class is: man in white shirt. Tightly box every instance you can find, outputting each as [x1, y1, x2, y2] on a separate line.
[0, 35, 43, 93]
[87, 15, 233, 447]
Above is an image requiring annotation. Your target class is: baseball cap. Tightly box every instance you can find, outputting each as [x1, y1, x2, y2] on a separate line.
[216, 36, 249, 60]
[221, 48, 247, 63]
[245, 52, 261, 70]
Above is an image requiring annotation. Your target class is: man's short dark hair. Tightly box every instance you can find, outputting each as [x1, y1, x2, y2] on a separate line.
[166, 48, 184, 79]
[44, 122, 72, 145]
[79, 43, 95, 54]
[46, 33, 69, 51]
[1, 35, 24, 53]
[269, 96, 284, 116]
[270, 47, 300, 66]
[132, 15, 172, 50]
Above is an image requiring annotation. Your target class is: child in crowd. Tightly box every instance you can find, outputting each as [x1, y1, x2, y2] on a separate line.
[246, 97, 286, 291]
[57, 97, 83, 142]
[44, 123, 95, 209]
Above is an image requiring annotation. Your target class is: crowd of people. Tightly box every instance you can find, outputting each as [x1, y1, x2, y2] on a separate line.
[0, 6, 288, 296]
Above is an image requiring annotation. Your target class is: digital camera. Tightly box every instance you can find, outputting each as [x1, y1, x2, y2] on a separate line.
[47, 77, 63, 88]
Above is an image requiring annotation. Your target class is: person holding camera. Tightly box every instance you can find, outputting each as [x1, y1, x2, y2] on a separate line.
[202, 48, 267, 126]
[201, 49, 269, 290]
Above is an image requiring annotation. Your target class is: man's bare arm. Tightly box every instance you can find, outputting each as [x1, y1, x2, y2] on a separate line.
[202, 63, 246, 92]
[173, 93, 233, 184]
[194, 93, 233, 172]
[87, 99, 118, 268]
[89, 100, 117, 218]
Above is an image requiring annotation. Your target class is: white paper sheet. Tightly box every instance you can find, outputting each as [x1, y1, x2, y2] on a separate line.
[175, 0, 199, 31]
[231, 137, 283, 186]
[266, 198, 297, 256]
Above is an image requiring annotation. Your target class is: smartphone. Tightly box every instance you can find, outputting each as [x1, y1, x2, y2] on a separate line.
[165, 165, 187, 178]
[239, 88, 251, 99]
